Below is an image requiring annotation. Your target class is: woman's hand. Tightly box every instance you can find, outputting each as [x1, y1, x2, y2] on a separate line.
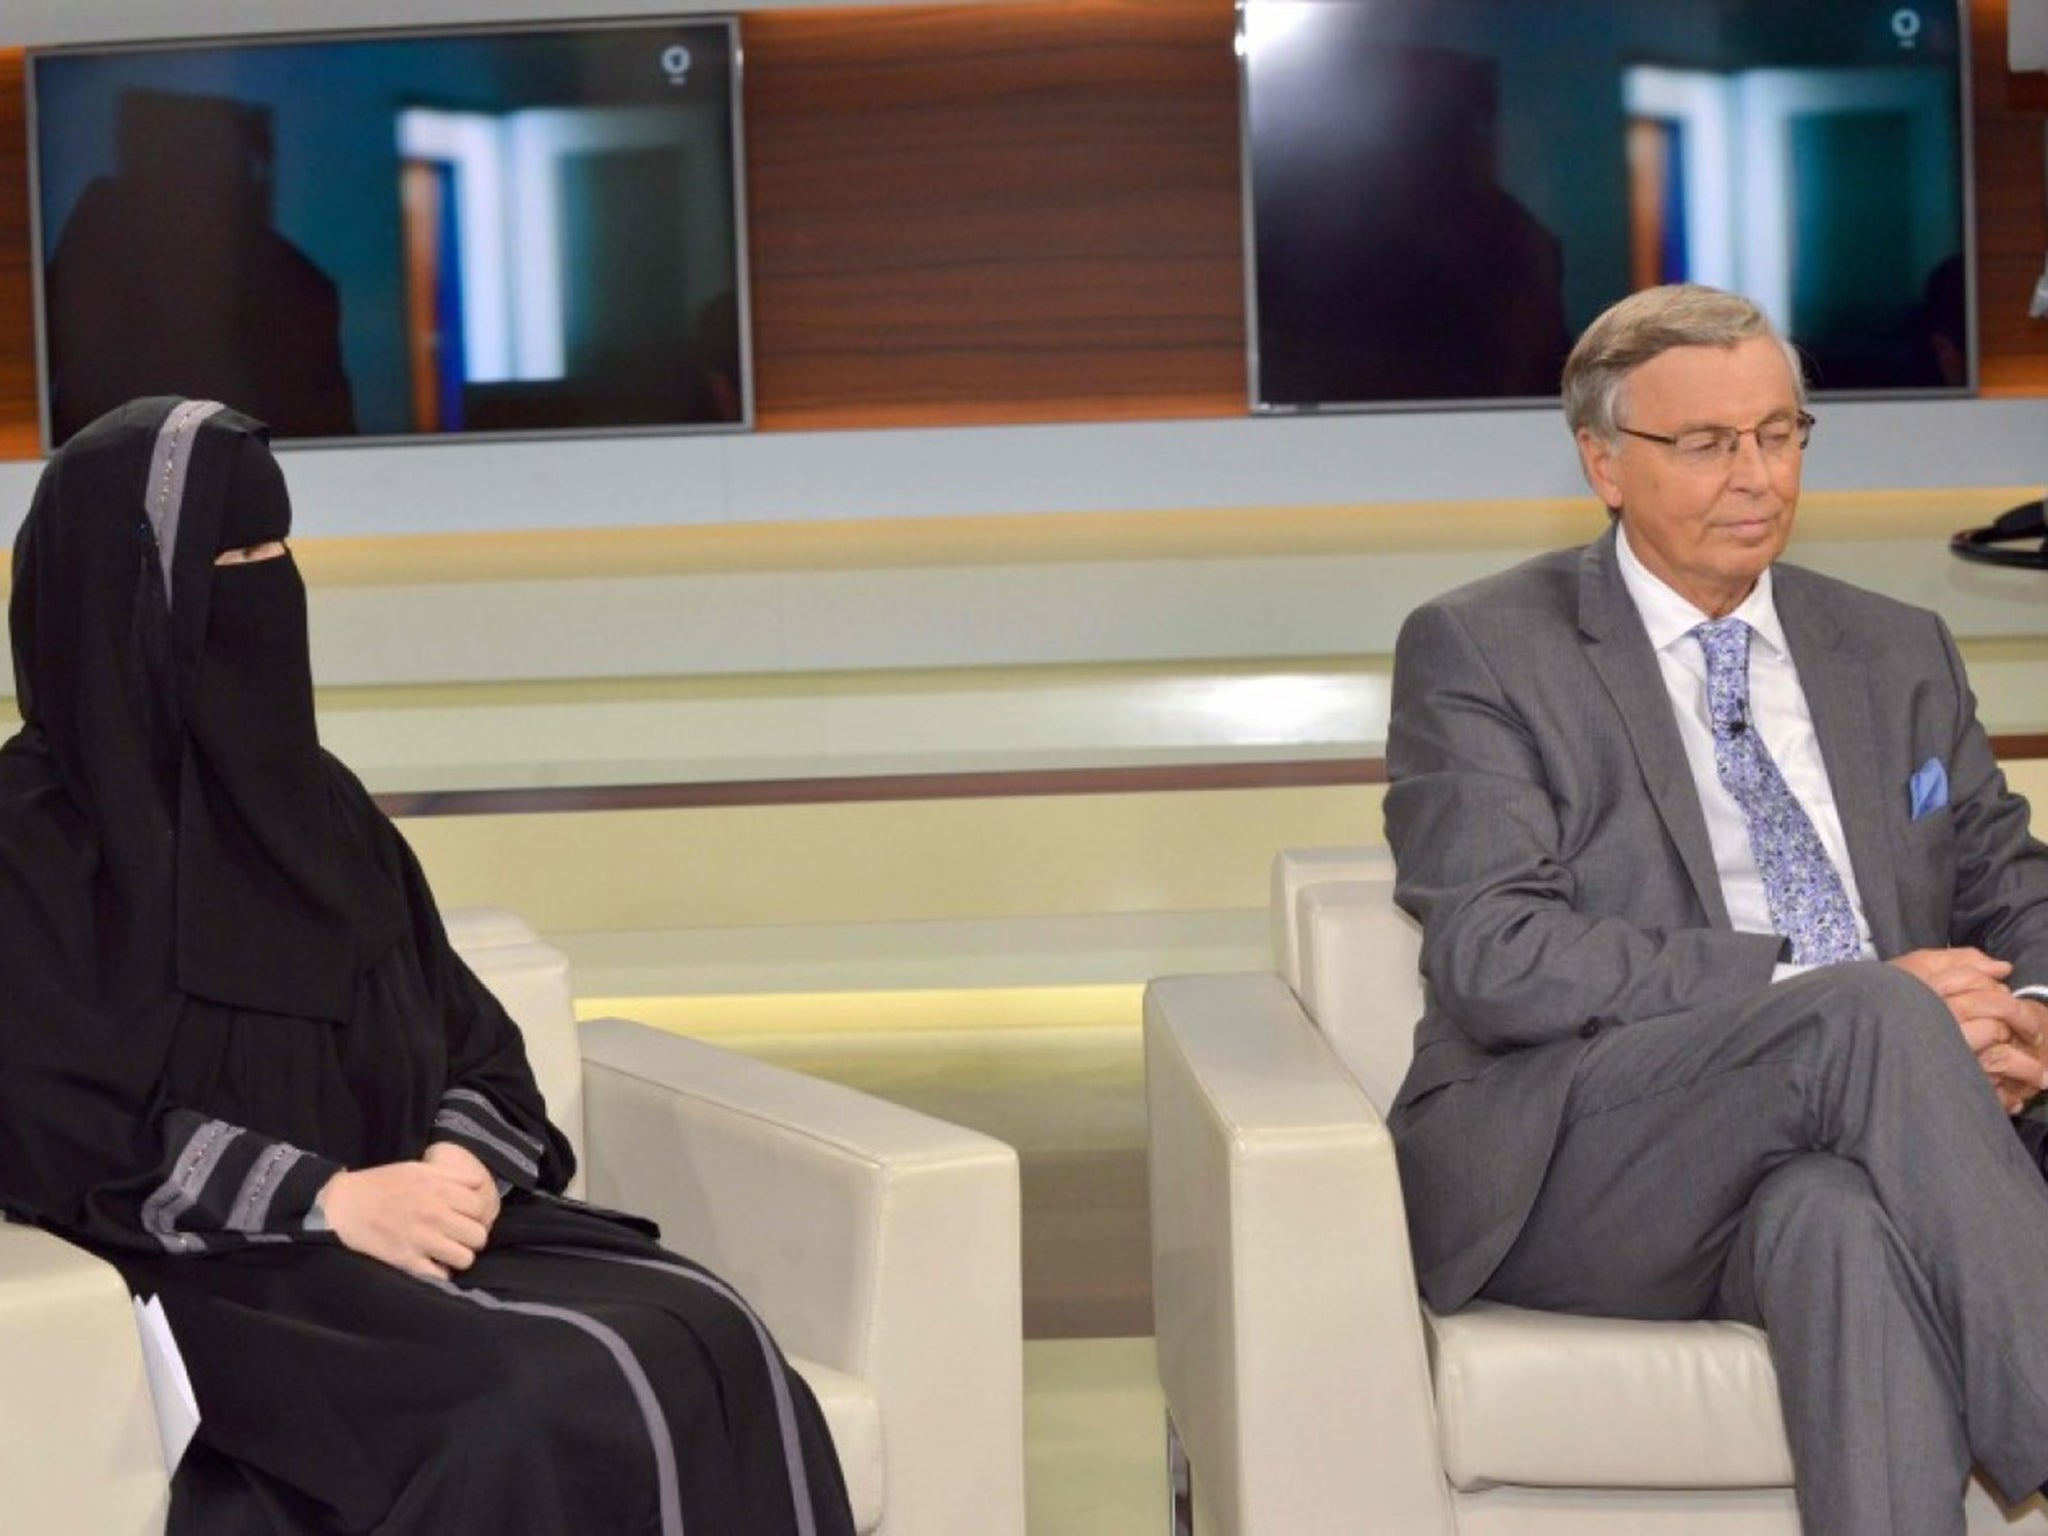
[423, 1139, 502, 1232]
[317, 1159, 494, 1280]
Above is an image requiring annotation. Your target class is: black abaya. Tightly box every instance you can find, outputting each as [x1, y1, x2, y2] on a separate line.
[0, 399, 856, 1535]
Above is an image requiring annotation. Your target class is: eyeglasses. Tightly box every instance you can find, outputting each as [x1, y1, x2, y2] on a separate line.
[1616, 411, 1815, 470]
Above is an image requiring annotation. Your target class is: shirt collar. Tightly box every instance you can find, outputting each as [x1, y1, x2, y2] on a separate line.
[1614, 522, 1787, 661]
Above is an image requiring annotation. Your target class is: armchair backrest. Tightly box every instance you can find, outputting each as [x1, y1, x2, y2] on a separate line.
[443, 908, 588, 1199]
[1271, 846, 1424, 1112]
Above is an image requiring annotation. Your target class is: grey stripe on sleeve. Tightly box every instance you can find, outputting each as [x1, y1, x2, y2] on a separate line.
[141, 1118, 243, 1251]
[226, 1143, 307, 1233]
[144, 399, 226, 604]
[537, 1246, 819, 1536]
[430, 1280, 684, 1536]
[432, 1109, 540, 1180]
[439, 1087, 545, 1154]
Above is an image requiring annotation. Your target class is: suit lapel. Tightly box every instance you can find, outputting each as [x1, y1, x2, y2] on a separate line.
[1576, 531, 1732, 928]
[1776, 569, 1907, 956]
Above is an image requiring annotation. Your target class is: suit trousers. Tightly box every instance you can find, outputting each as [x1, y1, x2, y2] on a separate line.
[1478, 961, 2048, 1536]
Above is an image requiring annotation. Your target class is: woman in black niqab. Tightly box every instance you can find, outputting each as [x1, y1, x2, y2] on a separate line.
[0, 399, 856, 1536]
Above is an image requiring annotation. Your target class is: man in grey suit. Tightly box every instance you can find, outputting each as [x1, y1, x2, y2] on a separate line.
[1384, 283, 2048, 1534]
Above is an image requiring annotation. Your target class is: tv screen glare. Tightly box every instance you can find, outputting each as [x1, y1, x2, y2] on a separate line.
[1240, 0, 1973, 411]
[30, 20, 750, 448]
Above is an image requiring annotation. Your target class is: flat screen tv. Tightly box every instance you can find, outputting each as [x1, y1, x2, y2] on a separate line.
[1240, 0, 1973, 411]
[29, 19, 750, 448]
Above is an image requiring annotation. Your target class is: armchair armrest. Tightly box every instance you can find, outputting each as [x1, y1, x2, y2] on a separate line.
[578, 1016, 1025, 1536]
[1144, 973, 1454, 1536]
[0, 1223, 167, 1535]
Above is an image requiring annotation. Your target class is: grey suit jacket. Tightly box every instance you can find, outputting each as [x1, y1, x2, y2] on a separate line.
[1384, 526, 2048, 1311]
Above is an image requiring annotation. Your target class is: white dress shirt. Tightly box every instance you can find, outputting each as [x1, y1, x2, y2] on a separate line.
[1614, 526, 1876, 975]
[1613, 529, 2048, 1010]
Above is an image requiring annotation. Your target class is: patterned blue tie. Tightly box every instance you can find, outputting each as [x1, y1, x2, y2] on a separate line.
[1693, 617, 1861, 965]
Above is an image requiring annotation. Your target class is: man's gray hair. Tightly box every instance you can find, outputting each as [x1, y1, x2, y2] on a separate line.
[1562, 283, 1807, 443]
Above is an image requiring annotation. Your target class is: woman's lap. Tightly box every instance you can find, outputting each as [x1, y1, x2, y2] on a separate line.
[123, 1197, 850, 1536]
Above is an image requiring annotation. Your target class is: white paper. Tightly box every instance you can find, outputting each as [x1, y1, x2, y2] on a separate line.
[132, 1294, 201, 1471]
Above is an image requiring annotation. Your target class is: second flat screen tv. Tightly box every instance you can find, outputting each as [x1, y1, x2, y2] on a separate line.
[1241, 0, 1972, 411]
[31, 19, 750, 447]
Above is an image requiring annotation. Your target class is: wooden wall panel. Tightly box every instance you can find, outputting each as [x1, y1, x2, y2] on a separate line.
[742, 0, 1245, 429]
[1972, 0, 2048, 393]
[0, 51, 36, 459]
[0, 1, 2042, 459]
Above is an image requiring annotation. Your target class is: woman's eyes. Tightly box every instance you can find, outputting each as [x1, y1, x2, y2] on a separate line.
[215, 542, 287, 566]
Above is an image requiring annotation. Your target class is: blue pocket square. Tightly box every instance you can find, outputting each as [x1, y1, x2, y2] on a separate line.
[1909, 756, 1948, 820]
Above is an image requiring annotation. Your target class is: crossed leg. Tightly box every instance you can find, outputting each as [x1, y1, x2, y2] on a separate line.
[1480, 962, 2048, 1534]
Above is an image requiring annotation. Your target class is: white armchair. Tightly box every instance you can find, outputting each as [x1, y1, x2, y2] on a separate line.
[1145, 845, 2048, 1535]
[0, 908, 1025, 1536]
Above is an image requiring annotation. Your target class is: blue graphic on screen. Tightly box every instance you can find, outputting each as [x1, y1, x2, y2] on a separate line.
[1241, 0, 1970, 409]
[32, 23, 747, 445]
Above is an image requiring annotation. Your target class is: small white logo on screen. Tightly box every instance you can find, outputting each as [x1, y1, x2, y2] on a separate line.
[661, 44, 693, 84]
[1890, 8, 1923, 47]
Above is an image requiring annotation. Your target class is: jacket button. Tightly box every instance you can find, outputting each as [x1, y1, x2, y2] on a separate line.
[1578, 1020, 1602, 1039]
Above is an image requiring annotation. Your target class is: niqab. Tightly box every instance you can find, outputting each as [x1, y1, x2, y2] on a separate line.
[8, 395, 401, 1023]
